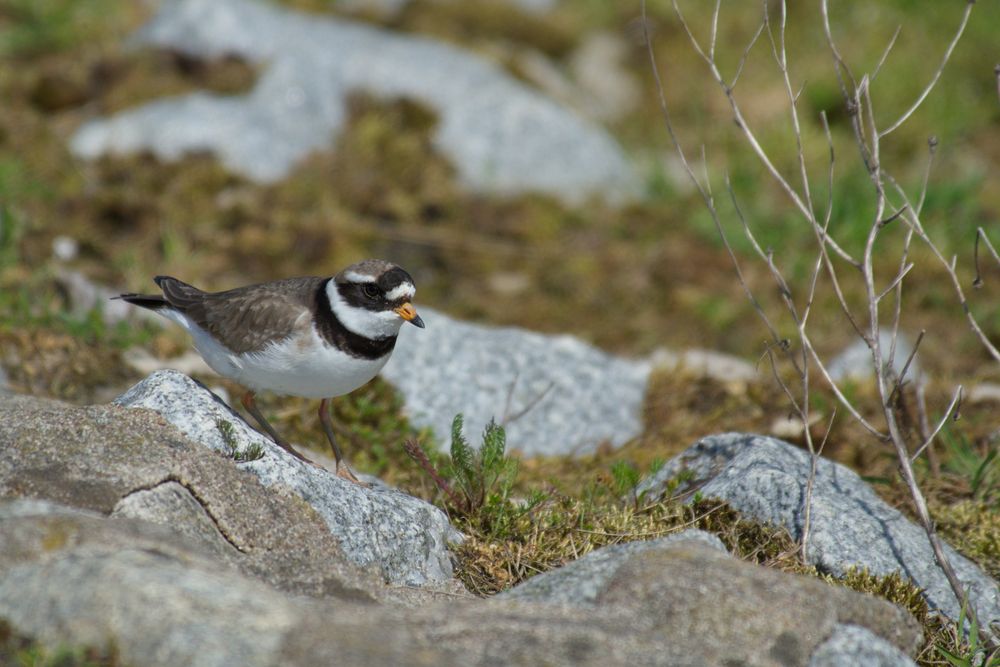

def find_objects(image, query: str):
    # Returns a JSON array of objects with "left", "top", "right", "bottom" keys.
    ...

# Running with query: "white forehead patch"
[
  {"left": 343, "top": 271, "right": 377, "bottom": 283},
  {"left": 385, "top": 283, "right": 415, "bottom": 301}
]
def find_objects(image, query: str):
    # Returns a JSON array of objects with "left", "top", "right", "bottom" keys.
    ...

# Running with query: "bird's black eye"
[{"left": 362, "top": 283, "right": 380, "bottom": 299}]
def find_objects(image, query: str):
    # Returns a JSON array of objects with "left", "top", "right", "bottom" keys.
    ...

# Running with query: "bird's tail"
[{"left": 113, "top": 292, "right": 170, "bottom": 311}]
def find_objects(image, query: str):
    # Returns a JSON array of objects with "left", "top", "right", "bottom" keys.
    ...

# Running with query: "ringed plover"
[{"left": 117, "top": 259, "right": 424, "bottom": 483}]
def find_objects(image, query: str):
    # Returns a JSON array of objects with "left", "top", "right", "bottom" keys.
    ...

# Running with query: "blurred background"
[{"left": 0, "top": 0, "right": 998, "bottom": 473}]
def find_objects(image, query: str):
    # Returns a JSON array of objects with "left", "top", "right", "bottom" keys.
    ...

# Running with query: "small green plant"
[
  {"left": 216, "top": 419, "right": 265, "bottom": 463},
  {"left": 404, "top": 414, "right": 518, "bottom": 521},
  {"left": 610, "top": 460, "right": 643, "bottom": 506},
  {"left": 936, "top": 593, "right": 1000, "bottom": 667},
  {"left": 940, "top": 429, "right": 999, "bottom": 502}
]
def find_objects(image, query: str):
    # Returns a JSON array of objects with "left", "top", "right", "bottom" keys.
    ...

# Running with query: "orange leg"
[{"left": 319, "top": 398, "right": 366, "bottom": 485}]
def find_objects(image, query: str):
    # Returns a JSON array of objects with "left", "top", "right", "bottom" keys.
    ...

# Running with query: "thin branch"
[
  {"left": 886, "top": 178, "right": 1000, "bottom": 362},
  {"left": 916, "top": 136, "right": 938, "bottom": 215},
  {"left": 911, "top": 386, "right": 963, "bottom": 462},
  {"left": 888, "top": 329, "right": 925, "bottom": 406},
  {"left": 768, "top": 0, "right": 818, "bottom": 235},
  {"left": 879, "top": 0, "right": 974, "bottom": 138},
  {"left": 503, "top": 382, "right": 555, "bottom": 426},
  {"left": 719, "top": 175, "right": 785, "bottom": 345},
  {"left": 877, "top": 261, "right": 914, "bottom": 302},
  {"left": 802, "top": 409, "right": 836, "bottom": 562},
  {"left": 974, "top": 227, "right": 1000, "bottom": 288},
  {"left": 708, "top": 0, "right": 721, "bottom": 61},
  {"left": 730, "top": 20, "right": 766, "bottom": 89},
  {"left": 801, "top": 333, "right": 886, "bottom": 439},
  {"left": 871, "top": 25, "right": 902, "bottom": 81},
  {"left": 403, "top": 439, "right": 467, "bottom": 513}
]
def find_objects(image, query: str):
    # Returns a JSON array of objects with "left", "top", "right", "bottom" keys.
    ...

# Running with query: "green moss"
[{"left": 934, "top": 501, "right": 1000, "bottom": 580}]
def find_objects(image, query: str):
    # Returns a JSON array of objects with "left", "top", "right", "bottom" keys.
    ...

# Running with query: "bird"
[{"left": 116, "top": 259, "right": 425, "bottom": 483}]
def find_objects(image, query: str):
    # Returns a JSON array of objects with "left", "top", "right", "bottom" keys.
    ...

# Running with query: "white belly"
[
  {"left": 162, "top": 310, "right": 390, "bottom": 398},
  {"left": 237, "top": 331, "right": 391, "bottom": 398}
]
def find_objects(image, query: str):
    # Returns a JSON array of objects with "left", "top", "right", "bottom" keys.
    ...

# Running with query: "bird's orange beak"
[{"left": 394, "top": 302, "right": 425, "bottom": 328}]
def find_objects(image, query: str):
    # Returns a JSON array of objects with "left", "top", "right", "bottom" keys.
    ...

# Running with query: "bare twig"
[
  {"left": 916, "top": 136, "right": 938, "bottom": 215},
  {"left": 802, "top": 409, "right": 836, "bottom": 562},
  {"left": 403, "top": 439, "right": 466, "bottom": 512},
  {"left": 877, "top": 262, "right": 914, "bottom": 303},
  {"left": 974, "top": 227, "right": 1000, "bottom": 288},
  {"left": 871, "top": 25, "right": 901, "bottom": 81},
  {"left": 503, "top": 381, "right": 555, "bottom": 426},
  {"left": 911, "top": 386, "right": 963, "bottom": 462},
  {"left": 886, "top": 181, "right": 1000, "bottom": 362},
  {"left": 888, "top": 329, "right": 925, "bottom": 406},
  {"left": 879, "top": 0, "right": 974, "bottom": 138}
]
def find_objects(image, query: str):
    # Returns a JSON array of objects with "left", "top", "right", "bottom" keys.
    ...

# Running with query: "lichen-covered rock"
[
  {"left": 382, "top": 307, "right": 651, "bottom": 456},
  {"left": 70, "top": 0, "right": 637, "bottom": 204},
  {"left": 114, "top": 370, "right": 461, "bottom": 585},
  {"left": 636, "top": 432, "right": 1000, "bottom": 627}
]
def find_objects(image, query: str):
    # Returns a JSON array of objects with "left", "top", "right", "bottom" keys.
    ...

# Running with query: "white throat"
[{"left": 326, "top": 280, "right": 405, "bottom": 339}]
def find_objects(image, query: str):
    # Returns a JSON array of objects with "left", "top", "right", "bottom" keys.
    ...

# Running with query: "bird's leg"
[
  {"left": 319, "top": 398, "right": 366, "bottom": 485},
  {"left": 241, "top": 390, "right": 313, "bottom": 464}
]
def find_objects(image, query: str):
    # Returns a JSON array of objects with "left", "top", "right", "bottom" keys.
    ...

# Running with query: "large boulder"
[
  {"left": 636, "top": 433, "right": 1000, "bottom": 627},
  {"left": 0, "top": 387, "right": 457, "bottom": 590},
  {"left": 112, "top": 370, "right": 460, "bottom": 585},
  {"left": 70, "top": 0, "right": 637, "bottom": 204},
  {"left": 382, "top": 307, "right": 651, "bottom": 456},
  {"left": 0, "top": 502, "right": 920, "bottom": 666}
]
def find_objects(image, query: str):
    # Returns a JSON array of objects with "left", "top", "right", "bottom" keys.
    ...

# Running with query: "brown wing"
[{"left": 156, "top": 276, "right": 324, "bottom": 354}]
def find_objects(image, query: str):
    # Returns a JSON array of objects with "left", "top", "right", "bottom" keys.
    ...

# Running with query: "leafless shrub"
[{"left": 641, "top": 0, "right": 995, "bottom": 640}]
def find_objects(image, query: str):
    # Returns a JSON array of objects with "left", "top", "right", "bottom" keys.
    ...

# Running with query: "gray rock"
[
  {"left": 70, "top": 0, "right": 637, "bottom": 204},
  {"left": 809, "top": 625, "right": 917, "bottom": 667},
  {"left": 381, "top": 307, "right": 651, "bottom": 456},
  {"left": 291, "top": 539, "right": 919, "bottom": 667},
  {"left": 499, "top": 529, "right": 727, "bottom": 605},
  {"left": 636, "top": 432, "right": 1000, "bottom": 627},
  {"left": 114, "top": 370, "right": 460, "bottom": 585},
  {"left": 0, "top": 500, "right": 301, "bottom": 667},
  {"left": 497, "top": 538, "right": 920, "bottom": 664},
  {"left": 111, "top": 480, "right": 239, "bottom": 557},
  {"left": 593, "top": 543, "right": 922, "bottom": 664},
  {"left": 0, "top": 392, "right": 407, "bottom": 599},
  {"left": 827, "top": 329, "right": 922, "bottom": 384},
  {"left": 1, "top": 499, "right": 920, "bottom": 667}
]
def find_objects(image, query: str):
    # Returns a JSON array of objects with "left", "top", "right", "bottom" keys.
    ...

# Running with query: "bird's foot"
[{"left": 336, "top": 462, "right": 370, "bottom": 487}]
